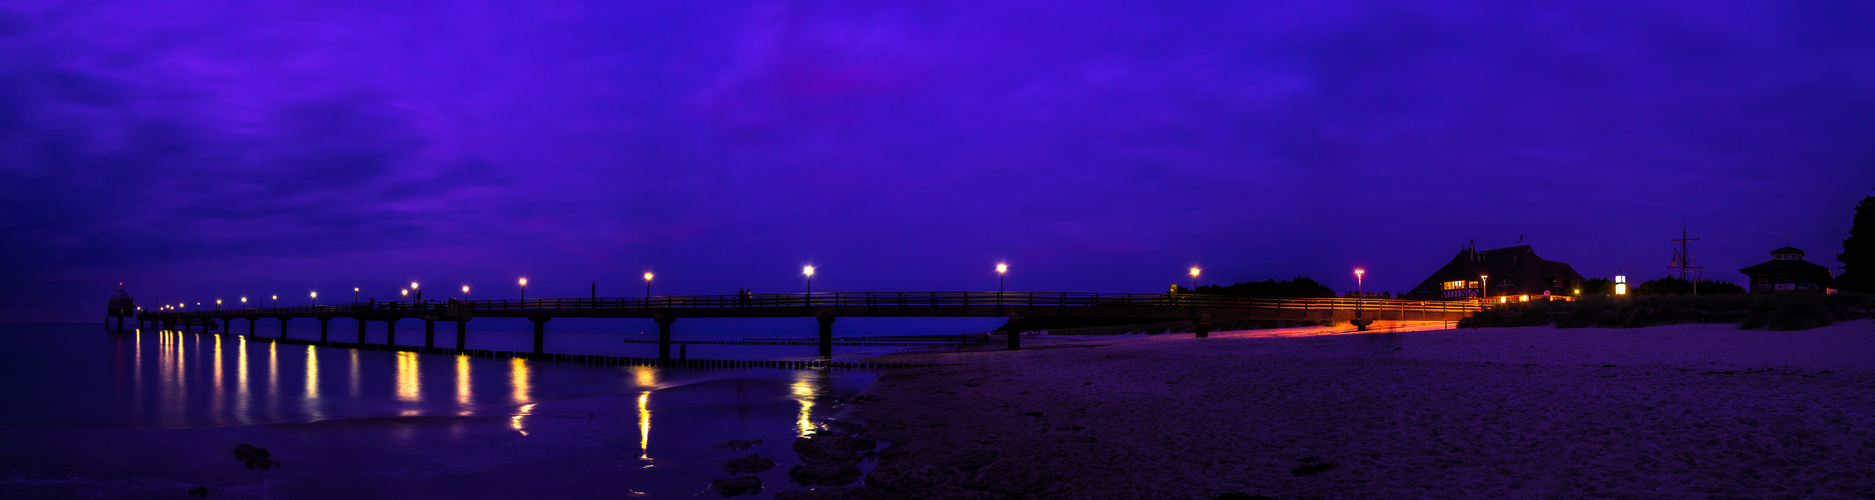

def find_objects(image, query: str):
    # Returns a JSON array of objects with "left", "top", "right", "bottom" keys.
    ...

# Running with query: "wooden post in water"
[
  {"left": 817, "top": 314, "right": 836, "bottom": 358},
  {"left": 246, "top": 318, "right": 257, "bottom": 337},
  {"left": 655, "top": 314, "right": 676, "bottom": 361},
  {"left": 278, "top": 317, "right": 290, "bottom": 339},
  {"left": 318, "top": 317, "right": 330, "bottom": 342},
  {"left": 530, "top": 316, "right": 551, "bottom": 354}
]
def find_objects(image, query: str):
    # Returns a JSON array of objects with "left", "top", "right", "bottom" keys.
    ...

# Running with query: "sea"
[{"left": 0, "top": 321, "right": 983, "bottom": 498}]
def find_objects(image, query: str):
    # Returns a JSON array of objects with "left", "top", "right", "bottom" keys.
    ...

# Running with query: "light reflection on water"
[
  {"left": 12, "top": 328, "right": 720, "bottom": 430},
  {"left": 5, "top": 324, "right": 885, "bottom": 499}
]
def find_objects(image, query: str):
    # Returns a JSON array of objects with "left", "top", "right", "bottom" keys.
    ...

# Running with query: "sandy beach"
[{"left": 813, "top": 320, "right": 1875, "bottom": 499}]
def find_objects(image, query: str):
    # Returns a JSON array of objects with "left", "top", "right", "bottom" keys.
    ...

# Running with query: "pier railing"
[{"left": 159, "top": 292, "right": 1482, "bottom": 317}]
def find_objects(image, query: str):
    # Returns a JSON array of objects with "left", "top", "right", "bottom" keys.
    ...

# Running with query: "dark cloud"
[{"left": 2, "top": 1, "right": 1873, "bottom": 321}]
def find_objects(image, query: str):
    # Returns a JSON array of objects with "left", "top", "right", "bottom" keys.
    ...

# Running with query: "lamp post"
[
  {"left": 310, "top": 291, "right": 317, "bottom": 307},
  {"left": 518, "top": 278, "right": 527, "bottom": 301},
  {"left": 353, "top": 287, "right": 359, "bottom": 304},
  {"left": 271, "top": 295, "right": 277, "bottom": 308},
  {"left": 216, "top": 299, "right": 221, "bottom": 311},
  {"left": 803, "top": 266, "right": 815, "bottom": 297},
  {"left": 1354, "top": 268, "right": 1365, "bottom": 317},
  {"left": 462, "top": 285, "right": 470, "bottom": 300},
  {"left": 1189, "top": 267, "right": 1201, "bottom": 292},
  {"left": 1480, "top": 275, "right": 1488, "bottom": 304},
  {"left": 240, "top": 297, "right": 246, "bottom": 310},
  {"left": 401, "top": 289, "right": 408, "bottom": 303},
  {"left": 996, "top": 263, "right": 1007, "bottom": 304},
  {"left": 410, "top": 282, "right": 419, "bottom": 302},
  {"left": 643, "top": 273, "right": 653, "bottom": 299}
]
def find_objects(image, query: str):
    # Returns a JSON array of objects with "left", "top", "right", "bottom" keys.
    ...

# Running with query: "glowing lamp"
[
  {"left": 1189, "top": 267, "right": 1201, "bottom": 277},
  {"left": 803, "top": 266, "right": 815, "bottom": 277},
  {"left": 644, "top": 273, "right": 653, "bottom": 281},
  {"left": 996, "top": 263, "right": 1007, "bottom": 274},
  {"left": 518, "top": 278, "right": 527, "bottom": 286},
  {"left": 410, "top": 282, "right": 419, "bottom": 290}
]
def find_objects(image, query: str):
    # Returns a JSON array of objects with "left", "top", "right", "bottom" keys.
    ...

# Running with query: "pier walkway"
[{"left": 135, "top": 291, "right": 1481, "bottom": 361}]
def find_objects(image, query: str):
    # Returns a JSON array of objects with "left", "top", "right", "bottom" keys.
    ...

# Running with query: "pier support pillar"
[
  {"left": 246, "top": 318, "right": 256, "bottom": 337},
  {"left": 356, "top": 319, "right": 366, "bottom": 343},
  {"left": 817, "top": 314, "right": 836, "bottom": 359},
  {"left": 223, "top": 318, "right": 232, "bottom": 335},
  {"left": 530, "top": 316, "right": 552, "bottom": 354},
  {"left": 455, "top": 320, "right": 468, "bottom": 349},
  {"left": 115, "top": 316, "right": 124, "bottom": 332},
  {"left": 386, "top": 320, "right": 397, "bottom": 346},
  {"left": 278, "top": 317, "right": 289, "bottom": 339},
  {"left": 424, "top": 320, "right": 436, "bottom": 348},
  {"left": 1006, "top": 313, "right": 1022, "bottom": 351},
  {"left": 655, "top": 315, "right": 676, "bottom": 361},
  {"left": 318, "top": 318, "right": 330, "bottom": 342}
]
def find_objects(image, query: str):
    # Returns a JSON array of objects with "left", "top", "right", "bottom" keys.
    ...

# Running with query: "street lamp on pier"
[
  {"left": 803, "top": 266, "right": 815, "bottom": 297},
  {"left": 401, "top": 289, "right": 409, "bottom": 303},
  {"left": 518, "top": 278, "right": 527, "bottom": 301},
  {"left": 1354, "top": 268, "right": 1365, "bottom": 317},
  {"left": 462, "top": 285, "right": 470, "bottom": 300},
  {"left": 216, "top": 299, "right": 221, "bottom": 311},
  {"left": 410, "top": 282, "right": 419, "bottom": 302},
  {"left": 353, "top": 287, "right": 359, "bottom": 303},
  {"left": 270, "top": 295, "right": 277, "bottom": 308},
  {"left": 996, "top": 263, "right": 1007, "bottom": 303},
  {"left": 644, "top": 272, "right": 653, "bottom": 299},
  {"left": 310, "top": 291, "right": 317, "bottom": 307}
]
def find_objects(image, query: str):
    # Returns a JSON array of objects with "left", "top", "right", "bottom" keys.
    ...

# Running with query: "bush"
[{"left": 1462, "top": 292, "right": 1871, "bottom": 331}]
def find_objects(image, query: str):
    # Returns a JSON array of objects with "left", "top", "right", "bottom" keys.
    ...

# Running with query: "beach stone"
[
  {"left": 789, "top": 461, "right": 864, "bottom": 487},
  {"left": 187, "top": 485, "right": 210, "bottom": 497},
  {"left": 773, "top": 487, "right": 895, "bottom": 500},
  {"left": 712, "top": 439, "right": 764, "bottom": 451},
  {"left": 971, "top": 457, "right": 1052, "bottom": 495},
  {"left": 718, "top": 453, "right": 778, "bottom": 474},
  {"left": 864, "top": 459, "right": 968, "bottom": 493},
  {"left": 710, "top": 475, "right": 763, "bottom": 496},
  {"left": 233, "top": 444, "right": 280, "bottom": 470},
  {"left": 793, "top": 434, "right": 876, "bottom": 463}
]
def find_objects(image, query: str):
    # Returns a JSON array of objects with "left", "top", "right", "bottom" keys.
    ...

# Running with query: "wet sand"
[{"left": 830, "top": 320, "right": 1875, "bottom": 498}]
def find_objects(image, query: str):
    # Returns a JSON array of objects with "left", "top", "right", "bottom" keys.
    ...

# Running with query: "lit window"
[{"left": 1442, "top": 280, "right": 1468, "bottom": 290}]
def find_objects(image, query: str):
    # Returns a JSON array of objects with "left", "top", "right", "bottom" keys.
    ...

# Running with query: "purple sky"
[{"left": 3, "top": 1, "right": 1874, "bottom": 323}]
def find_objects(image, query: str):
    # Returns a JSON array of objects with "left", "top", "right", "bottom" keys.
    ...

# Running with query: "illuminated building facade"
[
  {"left": 1739, "top": 246, "right": 1834, "bottom": 293},
  {"left": 1403, "top": 243, "right": 1587, "bottom": 302}
]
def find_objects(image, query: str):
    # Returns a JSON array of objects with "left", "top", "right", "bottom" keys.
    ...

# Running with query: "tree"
[
  {"left": 1580, "top": 278, "right": 1615, "bottom": 295},
  {"left": 1635, "top": 276, "right": 1746, "bottom": 295},
  {"left": 1181, "top": 277, "right": 1335, "bottom": 298},
  {"left": 1838, "top": 195, "right": 1875, "bottom": 293}
]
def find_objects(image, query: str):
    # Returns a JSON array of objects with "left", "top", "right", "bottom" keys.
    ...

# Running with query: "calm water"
[{"left": 0, "top": 323, "right": 893, "bottom": 498}]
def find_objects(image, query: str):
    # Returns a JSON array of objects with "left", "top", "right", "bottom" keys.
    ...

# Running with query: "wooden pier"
[{"left": 134, "top": 291, "right": 1481, "bottom": 362}]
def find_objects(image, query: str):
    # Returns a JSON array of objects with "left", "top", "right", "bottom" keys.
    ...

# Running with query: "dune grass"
[{"left": 1461, "top": 292, "right": 1875, "bottom": 331}]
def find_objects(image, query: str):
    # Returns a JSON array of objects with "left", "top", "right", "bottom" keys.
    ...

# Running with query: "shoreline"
[{"left": 809, "top": 320, "right": 1875, "bottom": 498}]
